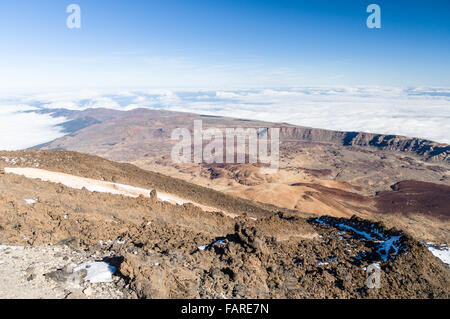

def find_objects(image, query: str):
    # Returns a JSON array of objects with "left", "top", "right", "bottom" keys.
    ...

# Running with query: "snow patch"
[
  {"left": 156, "top": 193, "right": 187, "bottom": 205},
  {"left": 314, "top": 218, "right": 405, "bottom": 261},
  {"left": 198, "top": 239, "right": 227, "bottom": 251},
  {"left": 0, "top": 245, "right": 25, "bottom": 251},
  {"left": 426, "top": 243, "right": 450, "bottom": 265},
  {"left": 74, "top": 261, "right": 116, "bottom": 283},
  {"left": 317, "top": 260, "right": 329, "bottom": 266},
  {"left": 4, "top": 168, "right": 223, "bottom": 214},
  {"left": 99, "top": 239, "right": 126, "bottom": 246}
]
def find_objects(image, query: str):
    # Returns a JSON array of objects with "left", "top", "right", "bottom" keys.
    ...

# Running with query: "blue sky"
[{"left": 0, "top": 0, "right": 449, "bottom": 89}]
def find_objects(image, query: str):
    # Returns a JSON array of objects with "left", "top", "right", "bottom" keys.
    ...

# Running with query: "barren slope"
[
  {"left": 32, "top": 108, "right": 450, "bottom": 242},
  {"left": 0, "top": 150, "right": 449, "bottom": 299}
]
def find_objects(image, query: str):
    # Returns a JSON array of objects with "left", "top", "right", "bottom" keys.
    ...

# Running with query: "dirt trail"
[{"left": 4, "top": 167, "right": 236, "bottom": 217}]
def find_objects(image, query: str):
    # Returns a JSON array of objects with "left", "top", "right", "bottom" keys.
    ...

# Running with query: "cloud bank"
[
  {"left": 0, "top": 87, "right": 449, "bottom": 150},
  {"left": 0, "top": 103, "right": 68, "bottom": 150}
]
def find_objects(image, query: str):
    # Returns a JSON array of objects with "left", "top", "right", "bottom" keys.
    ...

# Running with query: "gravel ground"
[{"left": 0, "top": 245, "right": 132, "bottom": 299}]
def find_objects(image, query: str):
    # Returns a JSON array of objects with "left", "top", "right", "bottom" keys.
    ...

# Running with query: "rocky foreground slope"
[{"left": 0, "top": 150, "right": 448, "bottom": 299}]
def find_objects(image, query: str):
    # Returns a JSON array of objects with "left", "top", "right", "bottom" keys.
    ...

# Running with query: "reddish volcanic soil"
[
  {"left": 290, "top": 183, "right": 370, "bottom": 204},
  {"left": 375, "top": 181, "right": 450, "bottom": 220}
]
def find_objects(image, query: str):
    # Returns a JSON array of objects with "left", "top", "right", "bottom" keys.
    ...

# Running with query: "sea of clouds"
[{"left": 0, "top": 87, "right": 449, "bottom": 150}]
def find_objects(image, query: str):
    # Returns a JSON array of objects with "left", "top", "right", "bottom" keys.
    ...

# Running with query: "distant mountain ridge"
[
  {"left": 279, "top": 127, "right": 449, "bottom": 163},
  {"left": 35, "top": 107, "right": 449, "bottom": 163}
]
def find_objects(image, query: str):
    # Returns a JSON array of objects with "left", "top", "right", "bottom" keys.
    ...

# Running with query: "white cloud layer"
[
  {"left": 0, "top": 104, "right": 67, "bottom": 151},
  {"left": 0, "top": 87, "right": 449, "bottom": 150}
]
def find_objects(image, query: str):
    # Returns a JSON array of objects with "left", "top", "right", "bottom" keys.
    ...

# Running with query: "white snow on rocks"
[
  {"left": 426, "top": 243, "right": 450, "bottom": 265},
  {"left": 0, "top": 245, "right": 24, "bottom": 251},
  {"left": 74, "top": 261, "right": 116, "bottom": 283},
  {"left": 156, "top": 193, "right": 187, "bottom": 205},
  {"left": 314, "top": 218, "right": 405, "bottom": 262},
  {"left": 1, "top": 156, "right": 40, "bottom": 167},
  {"left": 376, "top": 235, "right": 402, "bottom": 261},
  {"left": 99, "top": 239, "right": 126, "bottom": 247},
  {"left": 198, "top": 239, "right": 227, "bottom": 251}
]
